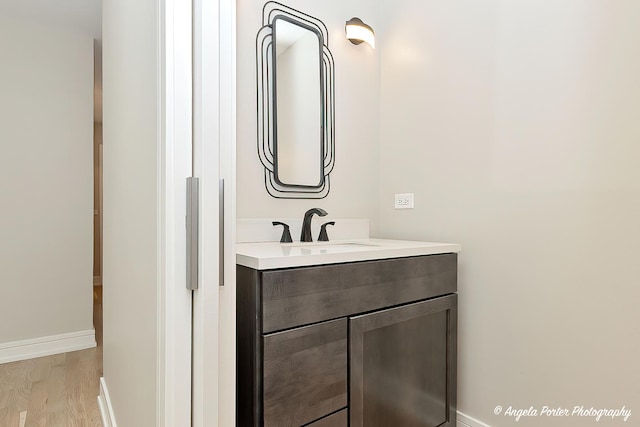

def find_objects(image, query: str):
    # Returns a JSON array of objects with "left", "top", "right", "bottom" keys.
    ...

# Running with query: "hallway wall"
[{"left": 0, "top": 14, "right": 94, "bottom": 346}]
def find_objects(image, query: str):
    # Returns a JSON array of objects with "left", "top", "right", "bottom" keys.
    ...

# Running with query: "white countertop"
[{"left": 236, "top": 238, "right": 462, "bottom": 270}]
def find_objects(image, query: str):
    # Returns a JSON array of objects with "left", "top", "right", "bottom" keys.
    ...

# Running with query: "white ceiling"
[{"left": 0, "top": 0, "right": 101, "bottom": 40}]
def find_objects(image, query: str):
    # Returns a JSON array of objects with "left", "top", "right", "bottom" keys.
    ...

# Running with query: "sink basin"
[
  {"left": 283, "top": 242, "right": 382, "bottom": 255},
  {"left": 287, "top": 242, "right": 380, "bottom": 250}
]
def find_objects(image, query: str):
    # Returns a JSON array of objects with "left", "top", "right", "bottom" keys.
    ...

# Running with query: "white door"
[
  {"left": 160, "top": 0, "right": 196, "bottom": 425},
  {"left": 162, "top": 0, "right": 235, "bottom": 425},
  {"left": 191, "top": 0, "right": 237, "bottom": 424}
]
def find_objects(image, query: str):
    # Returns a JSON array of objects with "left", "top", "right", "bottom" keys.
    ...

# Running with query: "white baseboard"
[
  {"left": 0, "top": 330, "right": 96, "bottom": 364},
  {"left": 458, "top": 411, "right": 492, "bottom": 427},
  {"left": 98, "top": 377, "right": 117, "bottom": 427}
]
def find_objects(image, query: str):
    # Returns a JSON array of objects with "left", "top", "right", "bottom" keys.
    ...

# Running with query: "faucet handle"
[
  {"left": 318, "top": 221, "right": 335, "bottom": 242},
  {"left": 272, "top": 221, "right": 293, "bottom": 243}
]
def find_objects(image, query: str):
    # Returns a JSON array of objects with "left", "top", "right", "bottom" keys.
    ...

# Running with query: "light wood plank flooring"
[{"left": 0, "top": 287, "right": 103, "bottom": 426}]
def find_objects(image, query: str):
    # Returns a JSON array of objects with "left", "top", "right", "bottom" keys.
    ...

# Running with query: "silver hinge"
[{"left": 186, "top": 177, "right": 199, "bottom": 290}]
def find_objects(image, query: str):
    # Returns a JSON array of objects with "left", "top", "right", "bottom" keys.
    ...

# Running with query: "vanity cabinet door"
[
  {"left": 306, "top": 410, "right": 348, "bottom": 427},
  {"left": 263, "top": 318, "right": 348, "bottom": 426},
  {"left": 350, "top": 294, "right": 457, "bottom": 427}
]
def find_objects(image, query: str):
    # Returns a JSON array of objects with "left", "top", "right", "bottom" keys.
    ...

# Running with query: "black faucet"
[
  {"left": 272, "top": 221, "right": 293, "bottom": 243},
  {"left": 318, "top": 221, "right": 335, "bottom": 242},
  {"left": 300, "top": 208, "right": 328, "bottom": 242}
]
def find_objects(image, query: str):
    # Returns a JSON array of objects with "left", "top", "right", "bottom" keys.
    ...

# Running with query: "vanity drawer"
[
  {"left": 262, "top": 318, "right": 348, "bottom": 426},
  {"left": 261, "top": 253, "right": 457, "bottom": 333}
]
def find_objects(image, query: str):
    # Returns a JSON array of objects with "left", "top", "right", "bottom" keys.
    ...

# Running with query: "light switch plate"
[{"left": 394, "top": 193, "right": 414, "bottom": 209}]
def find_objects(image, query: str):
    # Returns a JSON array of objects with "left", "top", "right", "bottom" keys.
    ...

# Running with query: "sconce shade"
[{"left": 345, "top": 17, "right": 375, "bottom": 49}]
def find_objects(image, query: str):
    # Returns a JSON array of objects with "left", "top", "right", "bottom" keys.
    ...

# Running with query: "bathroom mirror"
[
  {"left": 273, "top": 18, "right": 323, "bottom": 187},
  {"left": 257, "top": 2, "right": 335, "bottom": 199}
]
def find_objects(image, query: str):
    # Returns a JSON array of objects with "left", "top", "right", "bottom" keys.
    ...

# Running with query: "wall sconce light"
[{"left": 345, "top": 17, "right": 375, "bottom": 49}]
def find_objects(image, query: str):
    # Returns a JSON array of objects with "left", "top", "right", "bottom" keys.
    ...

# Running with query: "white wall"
[
  {"left": 0, "top": 14, "right": 94, "bottom": 344},
  {"left": 237, "top": 0, "right": 380, "bottom": 228},
  {"left": 377, "top": 1, "right": 640, "bottom": 426},
  {"left": 102, "top": 0, "right": 159, "bottom": 425}
]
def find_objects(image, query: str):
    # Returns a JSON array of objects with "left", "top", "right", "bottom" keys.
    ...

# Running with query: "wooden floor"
[{"left": 0, "top": 287, "right": 103, "bottom": 426}]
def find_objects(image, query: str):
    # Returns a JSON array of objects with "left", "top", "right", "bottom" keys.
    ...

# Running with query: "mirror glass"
[{"left": 273, "top": 18, "right": 323, "bottom": 187}]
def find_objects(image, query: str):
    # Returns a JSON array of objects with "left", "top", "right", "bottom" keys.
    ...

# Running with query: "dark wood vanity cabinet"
[
  {"left": 237, "top": 253, "right": 458, "bottom": 427},
  {"left": 350, "top": 295, "right": 457, "bottom": 427}
]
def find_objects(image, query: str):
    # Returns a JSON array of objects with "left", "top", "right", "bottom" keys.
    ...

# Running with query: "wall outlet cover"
[{"left": 394, "top": 193, "right": 415, "bottom": 209}]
